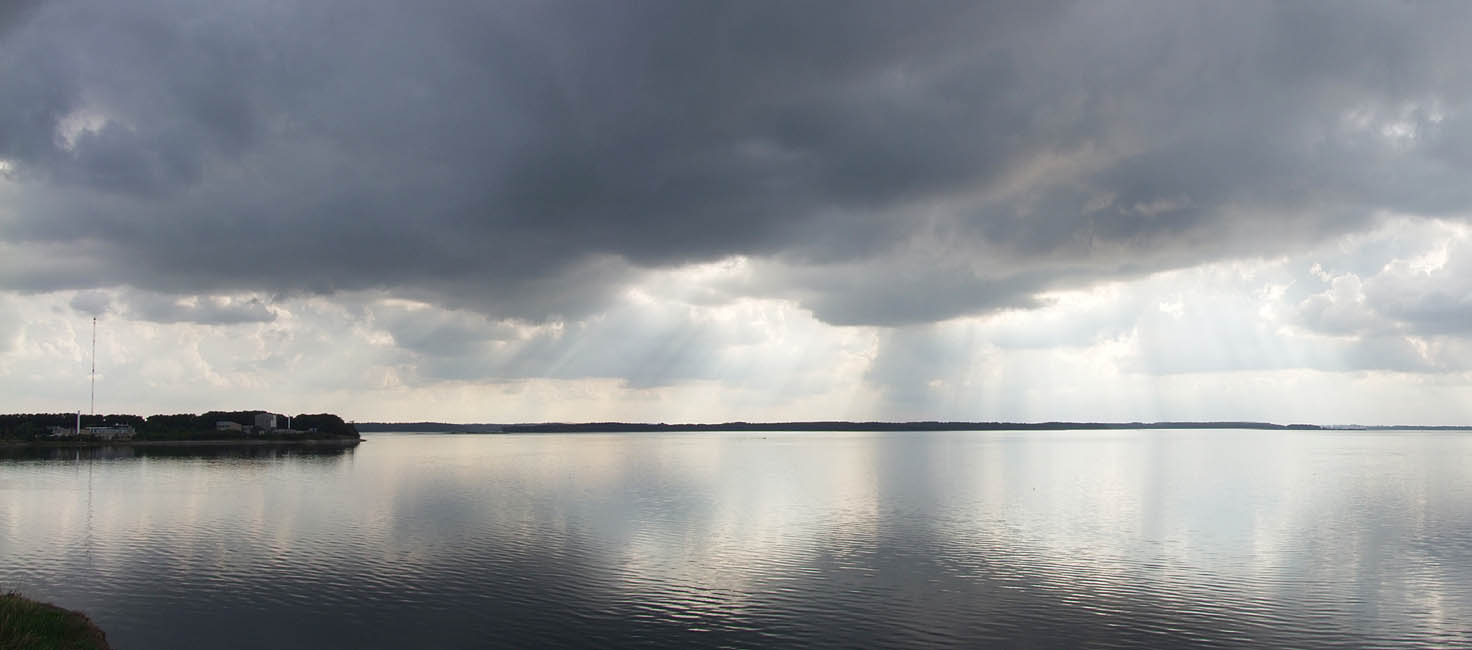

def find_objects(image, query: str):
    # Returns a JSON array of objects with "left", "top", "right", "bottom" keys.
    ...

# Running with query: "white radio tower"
[{"left": 90, "top": 317, "right": 96, "bottom": 416}]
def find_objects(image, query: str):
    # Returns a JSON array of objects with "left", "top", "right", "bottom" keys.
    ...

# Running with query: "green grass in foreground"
[{"left": 0, "top": 593, "right": 109, "bottom": 650}]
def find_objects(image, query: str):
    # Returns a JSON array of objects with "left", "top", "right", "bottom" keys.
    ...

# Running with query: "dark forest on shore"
[{"left": 0, "top": 412, "right": 360, "bottom": 441}]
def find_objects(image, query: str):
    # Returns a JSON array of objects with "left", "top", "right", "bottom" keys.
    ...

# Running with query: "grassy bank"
[{"left": 0, "top": 593, "right": 109, "bottom": 650}]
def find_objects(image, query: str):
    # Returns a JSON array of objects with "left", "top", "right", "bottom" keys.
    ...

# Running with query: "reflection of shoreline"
[
  {"left": 4, "top": 442, "right": 359, "bottom": 461},
  {"left": 1, "top": 438, "right": 361, "bottom": 449},
  {"left": 1, "top": 439, "right": 361, "bottom": 461}
]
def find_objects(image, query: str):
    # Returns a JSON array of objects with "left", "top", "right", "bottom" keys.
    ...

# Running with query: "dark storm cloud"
[
  {"left": 67, "top": 289, "right": 108, "bottom": 316},
  {"left": 68, "top": 288, "right": 275, "bottom": 324},
  {"left": 122, "top": 292, "right": 276, "bottom": 325},
  {"left": 0, "top": 1, "right": 42, "bottom": 41},
  {"left": 4, "top": 1, "right": 1472, "bottom": 325}
]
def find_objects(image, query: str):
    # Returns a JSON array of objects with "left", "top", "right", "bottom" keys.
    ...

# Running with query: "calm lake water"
[{"left": 2, "top": 430, "right": 1470, "bottom": 649}]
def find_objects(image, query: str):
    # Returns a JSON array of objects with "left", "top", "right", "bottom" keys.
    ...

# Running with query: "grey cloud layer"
[{"left": 3, "top": 1, "right": 1472, "bottom": 325}]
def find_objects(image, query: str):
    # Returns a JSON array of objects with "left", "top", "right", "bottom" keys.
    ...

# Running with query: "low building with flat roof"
[
  {"left": 254, "top": 413, "right": 277, "bottom": 431},
  {"left": 84, "top": 425, "right": 135, "bottom": 440}
]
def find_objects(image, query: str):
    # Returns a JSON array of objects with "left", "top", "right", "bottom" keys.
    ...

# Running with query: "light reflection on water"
[{"left": 2, "top": 430, "right": 1470, "bottom": 649}]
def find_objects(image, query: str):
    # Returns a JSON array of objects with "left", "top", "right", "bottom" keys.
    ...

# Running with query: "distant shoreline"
[
  {"left": 359, "top": 421, "right": 1472, "bottom": 434},
  {"left": 0, "top": 437, "right": 362, "bottom": 449}
]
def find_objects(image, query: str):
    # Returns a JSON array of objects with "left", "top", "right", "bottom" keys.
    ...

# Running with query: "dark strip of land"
[
  {"left": 499, "top": 421, "right": 1327, "bottom": 433},
  {"left": 0, "top": 593, "right": 110, "bottom": 650},
  {"left": 358, "top": 420, "right": 1472, "bottom": 434},
  {"left": 0, "top": 411, "right": 361, "bottom": 446},
  {"left": 0, "top": 438, "right": 362, "bottom": 449}
]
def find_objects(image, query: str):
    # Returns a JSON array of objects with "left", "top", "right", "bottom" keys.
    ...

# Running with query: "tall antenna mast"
[{"left": 90, "top": 317, "right": 96, "bottom": 416}]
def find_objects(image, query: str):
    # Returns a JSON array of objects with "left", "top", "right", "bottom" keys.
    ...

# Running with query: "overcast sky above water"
[{"left": 3, "top": 1, "right": 1472, "bottom": 424}]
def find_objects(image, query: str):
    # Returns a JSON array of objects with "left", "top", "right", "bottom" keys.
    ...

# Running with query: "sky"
[{"left": 2, "top": 1, "right": 1472, "bottom": 424}]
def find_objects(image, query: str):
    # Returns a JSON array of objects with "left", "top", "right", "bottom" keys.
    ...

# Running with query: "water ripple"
[{"left": 3, "top": 430, "right": 1471, "bottom": 648}]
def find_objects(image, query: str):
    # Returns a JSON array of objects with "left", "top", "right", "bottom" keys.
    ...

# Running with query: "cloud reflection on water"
[{"left": 2, "top": 431, "right": 1470, "bottom": 648}]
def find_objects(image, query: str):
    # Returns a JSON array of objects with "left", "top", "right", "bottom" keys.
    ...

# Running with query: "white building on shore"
[{"left": 83, "top": 425, "right": 135, "bottom": 440}]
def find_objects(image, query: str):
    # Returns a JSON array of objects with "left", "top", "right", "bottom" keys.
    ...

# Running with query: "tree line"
[{"left": 0, "top": 412, "right": 359, "bottom": 441}]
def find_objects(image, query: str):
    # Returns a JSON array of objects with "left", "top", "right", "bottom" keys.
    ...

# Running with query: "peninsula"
[{"left": 0, "top": 411, "right": 361, "bottom": 448}]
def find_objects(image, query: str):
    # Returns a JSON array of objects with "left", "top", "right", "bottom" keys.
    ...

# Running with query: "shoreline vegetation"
[
  {"left": 0, "top": 411, "right": 361, "bottom": 448},
  {"left": 0, "top": 593, "right": 110, "bottom": 650},
  {"left": 358, "top": 421, "right": 1472, "bottom": 434},
  {"left": 0, "top": 437, "right": 362, "bottom": 449}
]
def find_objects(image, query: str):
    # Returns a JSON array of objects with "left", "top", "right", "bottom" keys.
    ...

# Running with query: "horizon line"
[{"left": 353, "top": 420, "right": 1472, "bottom": 431}]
